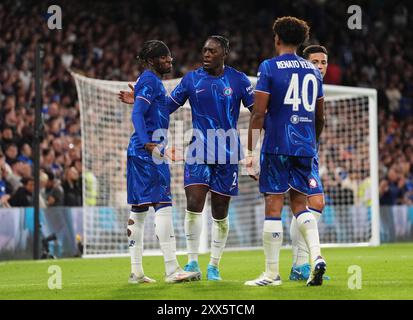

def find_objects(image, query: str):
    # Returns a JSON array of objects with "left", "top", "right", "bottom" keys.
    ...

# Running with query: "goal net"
[{"left": 72, "top": 72, "right": 379, "bottom": 258}]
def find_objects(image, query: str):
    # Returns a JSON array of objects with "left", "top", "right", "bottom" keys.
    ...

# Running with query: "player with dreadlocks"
[{"left": 167, "top": 35, "right": 254, "bottom": 281}]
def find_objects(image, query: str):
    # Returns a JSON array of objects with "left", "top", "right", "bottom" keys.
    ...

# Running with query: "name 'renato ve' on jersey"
[{"left": 256, "top": 53, "right": 324, "bottom": 157}]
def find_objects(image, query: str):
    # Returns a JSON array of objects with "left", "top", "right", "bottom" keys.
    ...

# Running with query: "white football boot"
[
  {"left": 128, "top": 273, "right": 156, "bottom": 284},
  {"left": 244, "top": 273, "right": 282, "bottom": 286},
  {"left": 165, "top": 267, "right": 201, "bottom": 283}
]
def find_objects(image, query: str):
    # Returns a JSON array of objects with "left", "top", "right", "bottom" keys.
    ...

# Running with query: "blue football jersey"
[
  {"left": 169, "top": 66, "right": 254, "bottom": 164},
  {"left": 256, "top": 53, "right": 324, "bottom": 157},
  {"left": 127, "top": 70, "right": 170, "bottom": 156}
]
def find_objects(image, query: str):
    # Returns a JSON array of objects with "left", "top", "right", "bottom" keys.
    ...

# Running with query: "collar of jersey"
[
  {"left": 200, "top": 65, "right": 227, "bottom": 78},
  {"left": 142, "top": 69, "right": 161, "bottom": 80},
  {"left": 277, "top": 53, "right": 299, "bottom": 59}
]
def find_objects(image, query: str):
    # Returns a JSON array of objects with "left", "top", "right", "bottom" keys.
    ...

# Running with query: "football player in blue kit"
[
  {"left": 289, "top": 45, "right": 330, "bottom": 281},
  {"left": 245, "top": 17, "right": 327, "bottom": 287},
  {"left": 121, "top": 40, "right": 200, "bottom": 284},
  {"left": 119, "top": 36, "right": 254, "bottom": 281},
  {"left": 168, "top": 36, "right": 255, "bottom": 281}
]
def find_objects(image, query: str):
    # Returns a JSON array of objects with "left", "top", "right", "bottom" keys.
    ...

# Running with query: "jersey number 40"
[{"left": 284, "top": 73, "right": 318, "bottom": 112}]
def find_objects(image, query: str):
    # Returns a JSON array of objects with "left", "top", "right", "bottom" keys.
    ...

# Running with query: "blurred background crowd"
[{"left": 0, "top": 0, "right": 412, "bottom": 207}]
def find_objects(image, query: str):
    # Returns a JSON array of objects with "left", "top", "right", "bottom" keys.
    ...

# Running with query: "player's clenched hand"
[
  {"left": 144, "top": 143, "right": 184, "bottom": 162},
  {"left": 144, "top": 143, "right": 163, "bottom": 160},
  {"left": 118, "top": 83, "right": 134, "bottom": 105},
  {"left": 164, "top": 147, "right": 184, "bottom": 162}
]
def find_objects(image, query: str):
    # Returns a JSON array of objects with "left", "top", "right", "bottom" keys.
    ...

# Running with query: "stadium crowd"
[{"left": 0, "top": 0, "right": 412, "bottom": 207}]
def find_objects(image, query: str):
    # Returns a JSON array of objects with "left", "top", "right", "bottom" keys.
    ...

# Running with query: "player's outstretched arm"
[
  {"left": 315, "top": 97, "right": 325, "bottom": 142},
  {"left": 118, "top": 83, "right": 135, "bottom": 105},
  {"left": 166, "top": 77, "right": 190, "bottom": 115},
  {"left": 166, "top": 96, "right": 182, "bottom": 115}
]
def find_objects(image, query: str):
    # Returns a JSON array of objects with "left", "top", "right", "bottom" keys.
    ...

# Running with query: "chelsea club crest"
[{"left": 223, "top": 87, "right": 233, "bottom": 96}]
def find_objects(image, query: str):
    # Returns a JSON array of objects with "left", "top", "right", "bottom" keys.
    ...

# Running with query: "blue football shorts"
[
  {"left": 259, "top": 153, "right": 323, "bottom": 196},
  {"left": 184, "top": 162, "right": 239, "bottom": 197}
]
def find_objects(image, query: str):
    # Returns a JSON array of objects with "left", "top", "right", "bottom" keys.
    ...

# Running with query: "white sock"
[
  {"left": 263, "top": 219, "right": 283, "bottom": 279},
  {"left": 296, "top": 211, "right": 322, "bottom": 264},
  {"left": 209, "top": 217, "right": 229, "bottom": 267},
  {"left": 292, "top": 207, "right": 322, "bottom": 266},
  {"left": 184, "top": 209, "right": 203, "bottom": 263},
  {"left": 290, "top": 216, "right": 309, "bottom": 266},
  {"left": 128, "top": 211, "right": 147, "bottom": 277},
  {"left": 308, "top": 207, "right": 322, "bottom": 222},
  {"left": 154, "top": 206, "right": 179, "bottom": 276}
]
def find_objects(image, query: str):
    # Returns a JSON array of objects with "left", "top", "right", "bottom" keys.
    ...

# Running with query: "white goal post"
[{"left": 71, "top": 71, "right": 379, "bottom": 258}]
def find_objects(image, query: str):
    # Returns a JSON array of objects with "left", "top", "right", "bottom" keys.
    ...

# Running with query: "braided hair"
[
  {"left": 207, "top": 35, "right": 230, "bottom": 55},
  {"left": 136, "top": 40, "right": 171, "bottom": 72}
]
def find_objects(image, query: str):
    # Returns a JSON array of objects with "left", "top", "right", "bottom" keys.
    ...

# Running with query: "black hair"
[
  {"left": 9, "top": 159, "right": 22, "bottom": 166},
  {"left": 302, "top": 45, "right": 328, "bottom": 59},
  {"left": 207, "top": 35, "right": 230, "bottom": 55},
  {"left": 137, "top": 40, "right": 170, "bottom": 60},
  {"left": 5, "top": 143, "right": 17, "bottom": 150},
  {"left": 136, "top": 40, "right": 171, "bottom": 71},
  {"left": 21, "top": 177, "right": 34, "bottom": 185},
  {"left": 2, "top": 126, "right": 13, "bottom": 132},
  {"left": 272, "top": 16, "right": 310, "bottom": 47},
  {"left": 42, "top": 148, "right": 53, "bottom": 157},
  {"left": 45, "top": 170, "right": 55, "bottom": 181}
]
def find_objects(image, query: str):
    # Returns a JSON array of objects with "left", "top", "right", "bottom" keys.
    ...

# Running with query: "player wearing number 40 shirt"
[
  {"left": 246, "top": 16, "right": 326, "bottom": 287},
  {"left": 288, "top": 45, "right": 331, "bottom": 282},
  {"left": 256, "top": 51, "right": 324, "bottom": 195}
]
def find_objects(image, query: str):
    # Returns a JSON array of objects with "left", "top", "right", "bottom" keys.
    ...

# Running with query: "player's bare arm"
[
  {"left": 248, "top": 92, "right": 270, "bottom": 151},
  {"left": 246, "top": 91, "right": 270, "bottom": 180}
]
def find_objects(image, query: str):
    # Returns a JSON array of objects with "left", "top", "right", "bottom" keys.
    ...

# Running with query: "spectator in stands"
[
  {"left": 380, "top": 166, "right": 402, "bottom": 205},
  {"left": 385, "top": 77, "right": 402, "bottom": 113},
  {"left": 41, "top": 148, "right": 61, "bottom": 176},
  {"left": 2, "top": 109, "right": 18, "bottom": 130},
  {"left": 0, "top": 158, "right": 12, "bottom": 208},
  {"left": 62, "top": 166, "right": 82, "bottom": 206},
  {"left": 9, "top": 177, "right": 34, "bottom": 207},
  {"left": 45, "top": 170, "right": 64, "bottom": 207},
  {"left": 5, "top": 159, "right": 24, "bottom": 193},
  {"left": 1, "top": 126, "right": 16, "bottom": 145},
  {"left": 17, "top": 143, "right": 33, "bottom": 166},
  {"left": 4, "top": 143, "right": 19, "bottom": 165}
]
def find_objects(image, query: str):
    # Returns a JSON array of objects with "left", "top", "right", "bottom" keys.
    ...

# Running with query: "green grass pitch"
[{"left": 1, "top": 243, "right": 412, "bottom": 300}]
